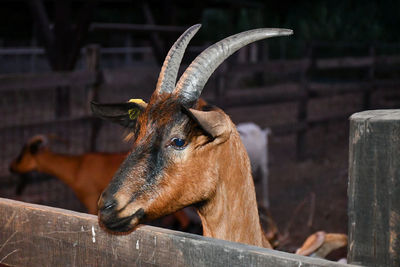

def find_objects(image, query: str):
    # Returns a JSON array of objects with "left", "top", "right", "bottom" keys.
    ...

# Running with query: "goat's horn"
[
  {"left": 174, "top": 28, "right": 293, "bottom": 104},
  {"left": 154, "top": 24, "right": 201, "bottom": 96}
]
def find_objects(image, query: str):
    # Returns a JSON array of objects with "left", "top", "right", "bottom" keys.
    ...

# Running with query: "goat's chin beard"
[{"left": 98, "top": 208, "right": 144, "bottom": 235}]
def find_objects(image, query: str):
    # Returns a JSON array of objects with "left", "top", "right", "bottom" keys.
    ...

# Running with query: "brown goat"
[
  {"left": 9, "top": 135, "right": 128, "bottom": 214},
  {"left": 91, "top": 25, "right": 349, "bottom": 260},
  {"left": 92, "top": 24, "right": 294, "bottom": 248}
]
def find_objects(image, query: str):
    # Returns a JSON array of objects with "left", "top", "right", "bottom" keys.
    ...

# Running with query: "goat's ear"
[
  {"left": 29, "top": 139, "right": 44, "bottom": 154},
  {"left": 91, "top": 100, "right": 147, "bottom": 128},
  {"left": 183, "top": 107, "right": 231, "bottom": 141}
]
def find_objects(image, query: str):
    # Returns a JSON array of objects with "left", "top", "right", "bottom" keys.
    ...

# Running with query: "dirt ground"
[{"left": 266, "top": 122, "right": 349, "bottom": 259}]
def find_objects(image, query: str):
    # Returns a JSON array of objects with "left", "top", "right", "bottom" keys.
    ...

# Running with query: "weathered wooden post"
[{"left": 348, "top": 110, "right": 400, "bottom": 266}]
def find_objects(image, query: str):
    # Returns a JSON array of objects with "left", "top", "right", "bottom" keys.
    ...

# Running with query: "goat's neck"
[
  {"left": 196, "top": 131, "right": 271, "bottom": 248},
  {"left": 35, "top": 149, "right": 82, "bottom": 189}
]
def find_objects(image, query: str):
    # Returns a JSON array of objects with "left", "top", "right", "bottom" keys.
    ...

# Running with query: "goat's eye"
[{"left": 170, "top": 138, "right": 187, "bottom": 150}]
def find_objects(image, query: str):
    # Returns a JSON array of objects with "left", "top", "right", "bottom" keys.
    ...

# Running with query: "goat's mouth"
[{"left": 99, "top": 208, "right": 145, "bottom": 233}]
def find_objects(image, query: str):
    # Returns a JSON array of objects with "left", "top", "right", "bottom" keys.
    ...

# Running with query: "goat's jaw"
[{"left": 99, "top": 207, "right": 144, "bottom": 233}]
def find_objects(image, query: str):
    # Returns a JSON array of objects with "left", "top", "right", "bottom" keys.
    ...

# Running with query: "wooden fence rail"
[
  {"left": 90, "top": 23, "right": 189, "bottom": 33},
  {"left": 0, "top": 71, "right": 96, "bottom": 92},
  {"left": 0, "top": 198, "right": 352, "bottom": 267},
  {"left": 218, "top": 48, "right": 400, "bottom": 159},
  {"left": 229, "top": 55, "right": 400, "bottom": 75}
]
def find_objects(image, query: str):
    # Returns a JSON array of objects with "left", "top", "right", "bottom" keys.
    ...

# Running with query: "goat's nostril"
[
  {"left": 101, "top": 198, "right": 117, "bottom": 211},
  {"left": 105, "top": 202, "right": 116, "bottom": 210}
]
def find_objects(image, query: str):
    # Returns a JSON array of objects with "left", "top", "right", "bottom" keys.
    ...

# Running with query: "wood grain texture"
[
  {"left": 348, "top": 110, "right": 400, "bottom": 266},
  {"left": 0, "top": 198, "right": 352, "bottom": 267},
  {"left": 0, "top": 71, "right": 96, "bottom": 92}
]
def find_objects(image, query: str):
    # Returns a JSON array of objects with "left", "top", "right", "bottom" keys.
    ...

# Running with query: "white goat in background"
[{"left": 237, "top": 122, "right": 271, "bottom": 209}]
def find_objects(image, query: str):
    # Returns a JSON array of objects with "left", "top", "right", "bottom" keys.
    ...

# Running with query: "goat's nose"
[
  {"left": 98, "top": 191, "right": 117, "bottom": 212},
  {"left": 103, "top": 199, "right": 116, "bottom": 211}
]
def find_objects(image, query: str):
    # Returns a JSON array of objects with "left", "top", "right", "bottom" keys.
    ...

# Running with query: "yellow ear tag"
[
  {"left": 127, "top": 99, "right": 145, "bottom": 120},
  {"left": 128, "top": 99, "right": 146, "bottom": 105}
]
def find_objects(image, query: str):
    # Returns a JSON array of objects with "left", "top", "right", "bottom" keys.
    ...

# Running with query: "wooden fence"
[
  {"left": 0, "top": 197, "right": 351, "bottom": 267},
  {"left": 0, "top": 45, "right": 400, "bottom": 164},
  {"left": 210, "top": 43, "right": 400, "bottom": 159}
]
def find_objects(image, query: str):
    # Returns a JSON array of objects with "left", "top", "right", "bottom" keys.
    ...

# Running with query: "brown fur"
[
  {"left": 99, "top": 97, "right": 272, "bottom": 248},
  {"left": 296, "top": 231, "right": 348, "bottom": 258},
  {"left": 173, "top": 117, "right": 272, "bottom": 247},
  {"left": 10, "top": 139, "right": 127, "bottom": 214}
]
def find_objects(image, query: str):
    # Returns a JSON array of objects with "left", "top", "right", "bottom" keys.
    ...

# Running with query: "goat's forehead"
[
  {"left": 144, "top": 98, "right": 184, "bottom": 127},
  {"left": 134, "top": 99, "right": 188, "bottom": 142}
]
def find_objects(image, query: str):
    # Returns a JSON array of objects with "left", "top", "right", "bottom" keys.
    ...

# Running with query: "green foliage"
[
  {"left": 198, "top": 0, "right": 400, "bottom": 58},
  {"left": 1, "top": 0, "right": 399, "bottom": 51},
  {"left": 285, "top": 1, "right": 381, "bottom": 42},
  {"left": 237, "top": 9, "right": 263, "bottom": 31},
  {"left": 200, "top": 0, "right": 399, "bottom": 43},
  {"left": 201, "top": 9, "right": 234, "bottom": 40},
  {"left": 268, "top": 0, "right": 399, "bottom": 43}
]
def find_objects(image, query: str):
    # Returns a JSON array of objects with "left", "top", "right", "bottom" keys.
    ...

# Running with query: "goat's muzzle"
[{"left": 98, "top": 191, "right": 144, "bottom": 233}]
